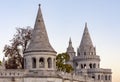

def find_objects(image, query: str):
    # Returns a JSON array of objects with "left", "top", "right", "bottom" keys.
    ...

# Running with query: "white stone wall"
[
  {"left": 24, "top": 77, "right": 62, "bottom": 82},
  {"left": 0, "top": 77, "right": 23, "bottom": 82}
]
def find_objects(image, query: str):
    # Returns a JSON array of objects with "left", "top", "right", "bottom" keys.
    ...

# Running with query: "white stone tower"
[
  {"left": 73, "top": 23, "right": 112, "bottom": 82},
  {"left": 76, "top": 22, "right": 100, "bottom": 70},
  {"left": 24, "top": 5, "right": 57, "bottom": 72}
]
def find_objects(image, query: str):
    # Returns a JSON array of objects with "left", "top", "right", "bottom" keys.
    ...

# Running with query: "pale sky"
[{"left": 0, "top": 0, "right": 120, "bottom": 82}]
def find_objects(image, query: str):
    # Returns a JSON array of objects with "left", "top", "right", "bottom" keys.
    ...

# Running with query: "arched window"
[
  {"left": 81, "top": 64, "right": 83, "bottom": 69},
  {"left": 84, "top": 64, "right": 86, "bottom": 69},
  {"left": 75, "top": 62, "right": 78, "bottom": 67},
  {"left": 92, "top": 75, "right": 95, "bottom": 79},
  {"left": 89, "top": 63, "right": 92, "bottom": 68},
  {"left": 84, "top": 52, "right": 86, "bottom": 55},
  {"left": 47, "top": 57, "right": 52, "bottom": 68},
  {"left": 39, "top": 57, "right": 44, "bottom": 68},
  {"left": 105, "top": 75, "right": 107, "bottom": 80},
  {"left": 32, "top": 57, "right": 36, "bottom": 68},
  {"left": 98, "top": 75, "right": 100, "bottom": 80},
  {"left": 109, "top": 75, "right": 111, "bottom": 80},
  {"left": 93, "top": 63, "right": 96, "bottom": 68}
]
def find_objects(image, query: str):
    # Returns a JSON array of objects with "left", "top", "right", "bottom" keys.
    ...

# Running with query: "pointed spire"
[
  {"left": 25, "top": 5, "right": 56, "bottom": 53},
  {"left": 67, "top": 37, "right": 75, "bottom": 53},
  {"left": 77, "top": 22, "right": 97, "bottom": 56},
  {"left": 85, "top": 22, "right": 87, "bottom": 28},
  {"left": 69, "top": 37, "right": 72, "bottom": 47},
  {"left": 80, "top": 22, "right": 93, "bottom": 48}
]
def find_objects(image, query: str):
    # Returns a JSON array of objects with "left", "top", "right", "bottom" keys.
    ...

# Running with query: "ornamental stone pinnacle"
[
  {"left": 25, "top": 5, "right": 56, "bottom": 53},
  {"left": 67, "top": 37, "right": 75, "bottom": 53}
]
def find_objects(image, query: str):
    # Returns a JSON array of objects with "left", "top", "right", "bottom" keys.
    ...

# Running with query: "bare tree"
[{"left": 3, "top": 26, "right": 32, "bottom": 69}]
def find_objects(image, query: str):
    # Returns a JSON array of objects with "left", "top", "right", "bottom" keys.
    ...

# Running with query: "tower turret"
[
  {"left": 74, "top": 23, "right": 100, "bottom": 71},
  {"left": 66, "top": 38, "right": 75, "bottom": 66},
  {"left": 24, "top": 5, "right": 56, "bottom": 71},
  {"left": 67, "top": 38, "right": 75, "bottom": 52}
]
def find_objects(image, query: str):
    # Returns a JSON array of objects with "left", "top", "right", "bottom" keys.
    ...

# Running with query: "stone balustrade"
[
  {"left": 74, "top": 55, "right": 100, "bottom": 61},
  {"left": 87, "top": 68, "right": 112, "bottom": 73},
  {"left": 57, "top": 71, "right": 94, "bottom": 82},
  {"left": 0, "top": 69, "right": 25, "bottom": 77}
]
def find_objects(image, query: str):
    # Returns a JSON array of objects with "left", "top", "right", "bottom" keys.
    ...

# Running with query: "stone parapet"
[
  {"left": 87, "top": 68, "right": 112, "bottom": 74},
  {"left": 57, "top": 71, "right": 94, "bottom": 82},
  {"left": 0, "top": 69, "right": 26, "bottom": 77},
  {"left": 74, "top": 55, "right": 100, "bottom": 61},
  {"left": 24, "top": 70, "right": 57, "bottom": 77}
]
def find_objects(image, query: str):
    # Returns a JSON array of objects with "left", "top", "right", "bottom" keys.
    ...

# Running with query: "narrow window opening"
[
  {"left": 89, "top": 63, "right": 92, "bottom": 68},
  {"left": 39, "top": 58, "right": 44, "bottom": 68},
  {"left": 81, "top": 64, "right": 83, "bottom": 69},
  {"left": 47, "top": 57, "right": 52, "bottom": 68},
  {"left": 105, "top": 75, "right": 107, "bottom": 80},
  {"left": 84, "top": 52, "right": 86, "bottom": 55},
  {"left": 98, "top": 75, "right": 100, "bottom": 80},
  {"left": 32, "top": 58, "right": 36, "bottom": 68},
  {"left": 84, "top": 64, "right": 86, "bottom": 69},
  {"left": 109, "top": 75, "right": 111, "bottom": 80},
  {"left": 93, "top": 63, "right": 96, "bottom": 68},
  {"left": 92, "top": 76, "right": 95, "bottom": 79}
]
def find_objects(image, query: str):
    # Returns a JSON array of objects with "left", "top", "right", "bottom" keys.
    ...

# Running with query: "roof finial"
[
  {"left": 38, "top": 4, "right": 41, "bottom": 7},
  {"left": 69, "top": 37, "right": 72, "bottom": 43},
  {"left": 85, "top": 22, "right": 87, "bottom": 28},
  {"left": 69, "top": 37, "right": 71, "bottom": 42}
]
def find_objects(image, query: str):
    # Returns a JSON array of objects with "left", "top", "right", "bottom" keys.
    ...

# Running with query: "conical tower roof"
[
  {"left": 25, "top": 5, "right": 56, "bottom": 53},
  {"left": 77, "top": 23, "right": 96, "bottom": 56},
  {"left": 79, "top": 22, "right": 93, "bottom": 48}
]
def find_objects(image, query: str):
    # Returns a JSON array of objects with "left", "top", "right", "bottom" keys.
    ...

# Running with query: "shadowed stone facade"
[{"left": 0, "top": 5, "right": 112, "bottom": 82}]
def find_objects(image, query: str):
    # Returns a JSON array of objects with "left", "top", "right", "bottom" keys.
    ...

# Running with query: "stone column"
[
  {"left": 28, "top": 57, "right": 31, "bottom": 69},
  {"left": 53, "top": 58, "right": 56, "bottom": 69},
  {"left": 36, "top": 57, "right": 39, "bottom": 69},
  {"left": 86, "top": 63, "right": 89, "bottom": 68},
  {"left": 51, "top": 58, "right": 53, "bottom": 69},
  {"left": 45, "top": 57, "right": 48, "bottom": 69}
]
